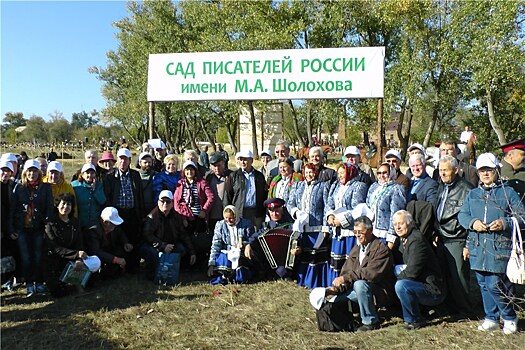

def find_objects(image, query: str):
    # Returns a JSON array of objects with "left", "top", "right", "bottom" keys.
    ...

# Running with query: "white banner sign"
[{"left": 147, "top": 47, "right": 384, "bottom": 102}]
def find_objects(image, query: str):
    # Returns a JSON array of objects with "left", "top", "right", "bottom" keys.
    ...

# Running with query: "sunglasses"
[{"left": 377, "top": 171, "right": 389, "bottom": 175}]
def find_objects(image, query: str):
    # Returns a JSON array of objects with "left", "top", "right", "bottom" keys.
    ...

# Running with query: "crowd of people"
[{"left": 1, "top": 136, "right": 524, "bottom": 334}]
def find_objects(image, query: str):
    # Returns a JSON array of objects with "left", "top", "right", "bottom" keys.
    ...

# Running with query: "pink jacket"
[{"left": 174, "top": 178, "right": 215, "bottom": 221}]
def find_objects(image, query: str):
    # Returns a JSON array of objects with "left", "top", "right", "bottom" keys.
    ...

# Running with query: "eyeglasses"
[
  {"left": 478, "top": 169, "right": 495, "bottom": 174},
  {"left": 377, "top": 171, "right": 389, "bottom": 175},
  {"left": 275, "top": 150, "right": 287, "bottom": 154}
]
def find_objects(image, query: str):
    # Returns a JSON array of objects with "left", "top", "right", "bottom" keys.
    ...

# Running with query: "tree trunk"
[
  {"left": 199, "top": 118, "right": 216, "bottom": 150},
  {"left": 306, "top": 103, "right": 313, "bottom": 147},
  {"left": 377, "top": 98, "right": 386, "bottom": 149},
  {"left": 182, "top": 115, "right": 198, "bottom": 151},
  {"left": 423, "top": 104, "right": 439, "bottom": 148},
  {"left": 288, "top": 100, "right": 306, "bottom": 147},
  {"left": 148, "top": 102, "right": 155, "bottom": 140},
  {"left": 486, "top": 88, "right": 506, "bottom": 145},
  {"left": 226, "top": 117, "right": 238, "bottom": 155},
  {"left": 247, "top": 101, "right": 259, "bottom": 159}
]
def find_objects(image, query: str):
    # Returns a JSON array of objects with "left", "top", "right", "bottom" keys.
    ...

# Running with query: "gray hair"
[
  {"left": 309, "top": 146, "right": 324, "bottom": 157},
  {"left": 408, "top": 153, "right": 425, "bottom": 166},
  {"left": 184, "top": 150, "right": 199, "bottom": 162},
  {"left": 438, "top": 155, "right": 458, "bottom": 169},
  {"left": 392, "top": 210, "right": 414, "bottom": 227},
  {"left": 275, "top": 140, "right": 290, "bottom": 150},
  {"left": 354, "top": 216, "right": 373, "bottom": 230},
  {"left": 85, "top": 150, "right": 98, "bottom": 159}
]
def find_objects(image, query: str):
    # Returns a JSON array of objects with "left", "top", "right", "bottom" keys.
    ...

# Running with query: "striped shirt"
[{"left": 183, "top": 181, "right": 201, "bottom": 216}]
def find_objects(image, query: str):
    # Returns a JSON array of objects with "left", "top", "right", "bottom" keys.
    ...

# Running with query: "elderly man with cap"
[
  {"left": 431, "top": 139, "right": 478, "bottom": 187},
  {"left": 86, "top": 207, "right": 133, "bottom": 279},
  {"left": 223, "top": 149, "right": 268, "bottom": 230},
  {"left": 71, "top": 150, "right": 106, "bottom": 183},
  {"left": 343, "top": 146, "right": 375, "bottom": 187},
  {"left": 384, "top": 149, "right": 410, "bottom": 193},
  {"left": 103, "top": 148, "right": 144, "bottom": 271},
  {"left": 499, "top": 137, "right": 525, "bottom": 202},
  {"left": 149, "top": 138, "right": 167, "bottom": 172},
  {"left": 407, "top": 153, "right": 438, "bottom": 204},
  {"left": 245, "top": 197, "right": 296, "bottom": 280},
  {"left": 205, "top": 152, "right": 232, "bottom": 232},
  {"left": 136, "top": 151, "right": 158, "bottom": 214},
  {"left": 258, "top": 149, "right": 272, "bottom": 180},
  {"left": 266, "top": 140, "right": 303, "bottom": 182},
  {"left": 326, "top": 215, "right": 396, "bottom": 332},
  {"left": 141, "top": 190, "right": 196, "bottom": 281}
]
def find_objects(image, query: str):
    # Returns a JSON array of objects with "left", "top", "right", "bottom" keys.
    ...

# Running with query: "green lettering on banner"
[
  {"left": 203, "top": 62, "right": 212, "bottom": 74},
  {"left": 235, "top": 79, "right": 248, "bottom": 92},
  {"left": 344, "top": 80, "right": 352, "bottom": 90},
  {"left": 282, "top": 56, "right": 292, "bottom": 73},
  {"left": 213, "top": 62, "right": 224, "bottom": 74},
  {"left": 296, "top": 82, "right": 306, "bottom": 91},
  {"left": 252, "top": 79, "right": 265, "bottom": 92},
  {"left": 336, "top": 81, "right": 343, "bottom": 91},
  {"left": 316, "top": 81, "right": 325, "bottom": 91},
  {"left": 332, "top": 58, "right": 341, "bottom": 72},
  {"left": 288, "top": 81, "right": 297, "bottom": 92},
  {"left": 355, "top": 58, "right": 365, "bottom": 71},
  {"left": 181, "top": 83, "right": 201, "bottom": 94},
  {"left": 166, "top": 62, "right": 194, "bottom": 78},
  {"left": 252, "top": 60, "right": 260, "bottom": 74},
  {"left": 306, "top": 81, "right": 316, "bottom": 92},
  {"left": 201, "top": 83, "right": 209, "bottom": 93},
  {"left": 300, "top": 59, "right": 310, "bottom": 73},
  {"left": 342, "top": 58, "right": 352, "bottom": 71},
  {"left": 260, "top": 60, "right": 271, "bottom": 74},
  {"left": 224, "top": 61, "right": 234, "bottom": 74},
  {"left": 166, "top": 62, "right": 175, "bottom": 75},
  {"left": 325, "top": 81, "right": 334, "bottom": 91},
  {"left": 218, "top": 83, "right": 227, "bottom": 93},
  {"left": 233, "top": 61, "right": 244, "bottom": 74},
  {"left": 310, "top": 59, "right": 322, "bottom": 72},
  {"left": 273, "top": 78, "right": 286, "bottom": 92},
  {"left": 322, "top": 58, "right": 332, "bottom": 72}
]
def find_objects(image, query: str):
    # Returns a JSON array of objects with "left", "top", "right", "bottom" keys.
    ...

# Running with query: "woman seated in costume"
[{"left": 207, "top": 206, "right": 255, "bottom": 285}]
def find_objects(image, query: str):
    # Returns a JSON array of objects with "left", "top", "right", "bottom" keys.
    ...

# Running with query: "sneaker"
[
  {"left": 35, "top": 283, "right": 47, "bottom": 295},
  {"left": 2, "top": 280, "right": 13, "bottom": 292},
  {"left": 357, "top": 323, "right": 380, "bottom": 332},
  {"left": 404, "top": 321, "right": 426, "bottom": 331},
  {"left": 503, "top": 318, "right": 518, "bottom": 335},
  {"left": 26, "top": 284, "right": 35, "bottom": 298},
  {"left": 478, "top": 319, "right": 500, "bottom": 332}
]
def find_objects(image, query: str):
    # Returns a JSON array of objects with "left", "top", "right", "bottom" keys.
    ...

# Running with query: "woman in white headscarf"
[{"left": 207, "top": 205, "right": 256, "bottom": 284}]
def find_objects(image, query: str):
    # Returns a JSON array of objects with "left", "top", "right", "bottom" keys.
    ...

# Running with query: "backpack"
[
  {"left": 154, "top": 252, "right": 181, "bottom": 286},
  {"left": 316, "top": 299, "right": 355, "bottom": 332}
]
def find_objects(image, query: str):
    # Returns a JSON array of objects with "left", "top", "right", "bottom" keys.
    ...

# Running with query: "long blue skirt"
[
  {"left": 328, "top": 235, "right": 357, "bottom": 283},
  {"left": 209, "top": 252, "right": 251, "bottom": 285},
  {"left": 296, "top": 232, "right": 331, "bottom": 289}
]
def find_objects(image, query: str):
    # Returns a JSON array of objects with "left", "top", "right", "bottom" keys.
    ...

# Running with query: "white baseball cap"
[
  {"left": 235, "top": 149, "right": 254, "bottom": 159},
  {"left": 0, "top": 161, "right": 14, "bottom": 172},
  {"left": 309, "top": 287, "right": 326, "bottom": 310},
  {"left": 182, "top": 160, "right": 197, "bottom": 171},
  {"left": 158, "top": 190, "right": 174, "bottom": 200},
  {"left": 476, "top": 153, "right": 500, "bottom": 169},
  {"left": 117, "top": 148, "right": 132, "bottom": 158},
  {"left": 385, "top": 149, "right": 402, "bottom": 160},
  {"left": 260, "top": 149, "right": 272, "bottom": 157},
  {"left": 81, "top": 163, "right": 96, "bottom": 173},
  {"left": 47, "top": 161, "right": 63, "bottom": 173},
  {"left": 408, "top": 143, "right": 425, "bottom": 153},
  {"left": 344, "top": 146, "right": 360, "bottom": 156},
  {"left": 23, "top": 159, "right": 41, "bottom": 171},
  {"left": 138, "top": 152, "right": 153, "bottom": 161},
  {"left": 100, "top": 207, "right": 124, "bottom": 225},
  {"left": 1, "top": 153, "right": 18, "bottom": 163}
]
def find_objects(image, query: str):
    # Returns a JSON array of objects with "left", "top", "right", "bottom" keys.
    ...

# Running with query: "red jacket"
[{"left": 174, "top": 178, "right": 215, "bottom": 221}]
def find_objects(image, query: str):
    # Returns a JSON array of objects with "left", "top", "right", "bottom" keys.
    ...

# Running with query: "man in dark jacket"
[
  {"left": 326, "top": 216, "right": 396, "bottom": 332},
  {"left": 393, "top": 210, "right": 446, "bottom": 330},
  {"left": 86, "top": 207, "right": 132, "bottom": 278},
  {"left": 431, "top": 140, "right": 478, "bottom": 187},
  {"left": 407, "top": 153, "right": 438, "bottom": 204},
  {"left": 223, "top": 150, "right": 267, "bottom": 229},
  {"left": 499, "top": 137, "right": 525, "bottom": 203},
  {"left": 103, "top": 148, "right": 144, "bottom": 271},
  {"left": 1, "top": 161, "right": 17, "bottom": 290},
  {"left": 309, "top": 146, "right": 337, "bottom": 184},
  {"left": 205, "top": 153, "right": 232, "bottom": 232},
  {"left": 384, "top": 149, "right": 410, "bottom": 194},
  {"left": 434, "top": 155, "right": 474, "bottom": 314},
  {"left": 140, "top": 190, "right": 196, "bottom": 280},
  {"left": 136, "top": 152, "right": 158, "bottom": 214}
]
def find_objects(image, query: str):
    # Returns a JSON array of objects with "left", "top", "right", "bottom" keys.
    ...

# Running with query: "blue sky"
[{"left": 1, "top": 0, "right": 129, "bottom": 121}]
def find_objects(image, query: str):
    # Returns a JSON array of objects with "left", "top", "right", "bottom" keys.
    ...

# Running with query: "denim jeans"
[
  {"left": 139, "top": 243, "right": 185, "bottom": 281},
  {"left": 334, "top": 280, "right": 378, "bottom": 325},
  {"left": 475, "top": 271, "right": 516, "bottom": 322},
  {"left": 395, "top": 279, "right": 445, "bottom": 324},
  {"left": 16, "top": 228, "right": 44, "bottom": 283}
]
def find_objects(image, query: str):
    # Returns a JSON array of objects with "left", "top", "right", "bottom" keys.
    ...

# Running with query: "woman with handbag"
[
  {"left": 459, "top": 153, "right": 525, "bottom": 335},
  {"left": 44, "top": 193, "right": 86, "bottom": 298}
]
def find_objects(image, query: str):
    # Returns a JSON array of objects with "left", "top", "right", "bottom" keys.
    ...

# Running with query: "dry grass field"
[{"left": 1, "top": 272, "right": 525, "bottom": 350}]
